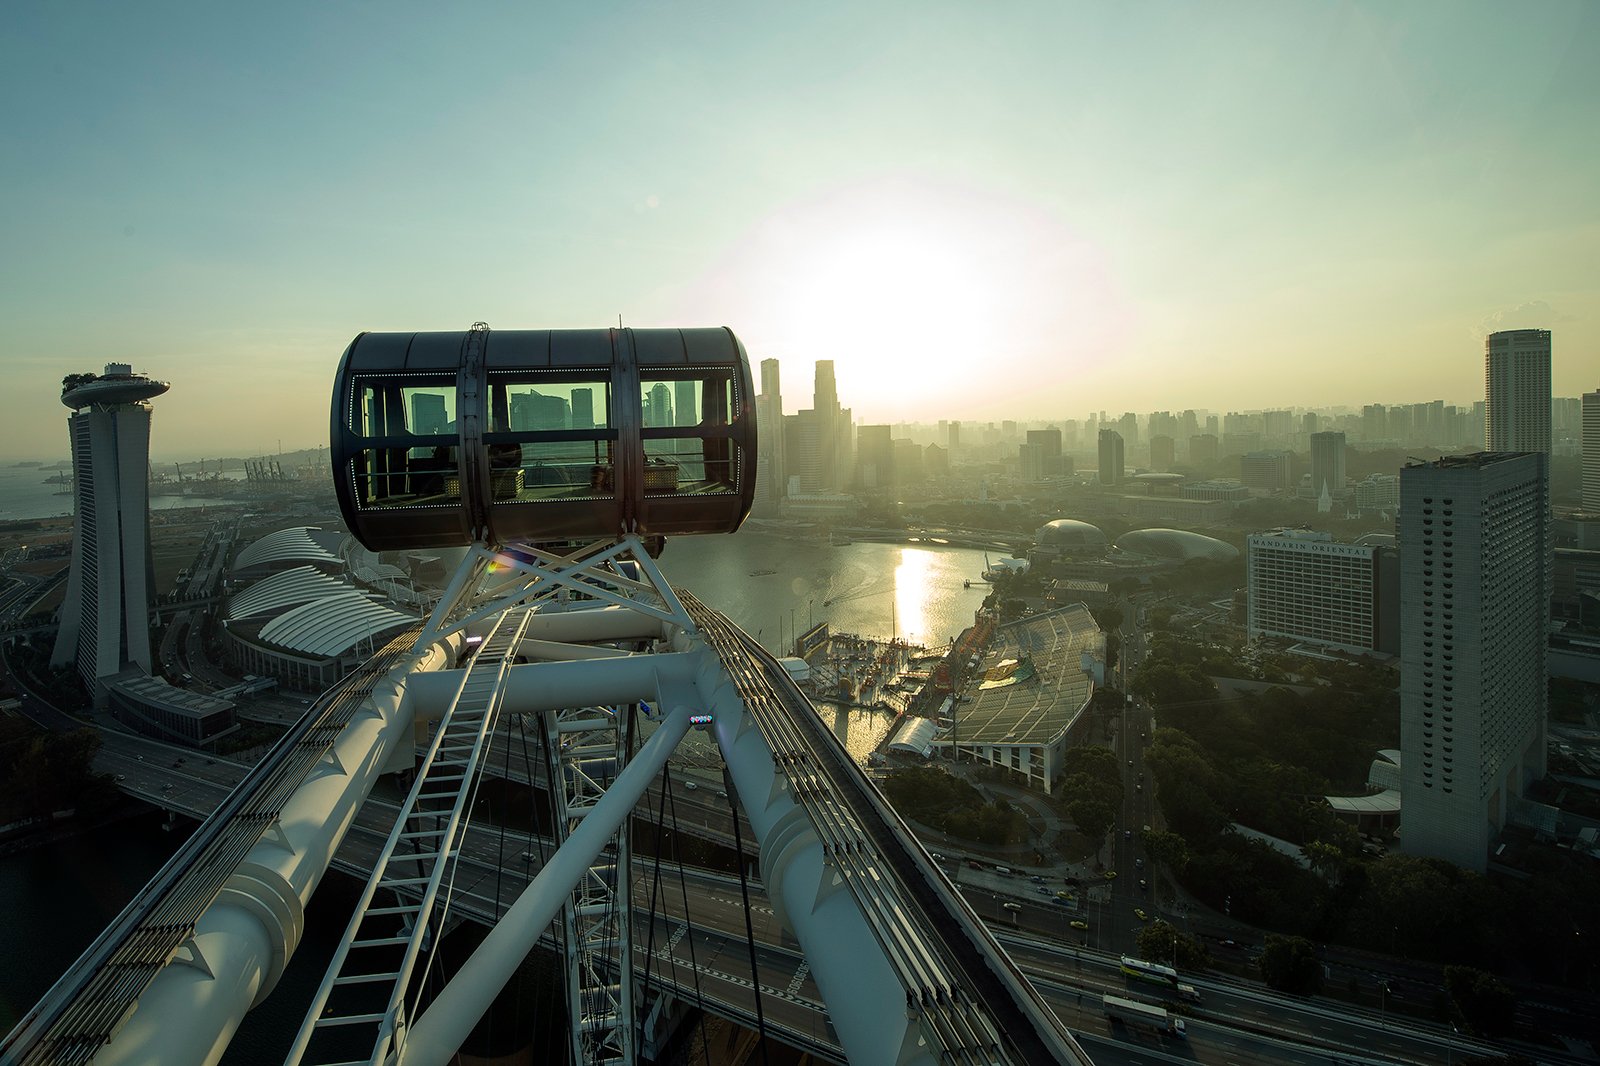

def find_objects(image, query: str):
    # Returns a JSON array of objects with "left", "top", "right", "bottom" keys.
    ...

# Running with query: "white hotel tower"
[
  {"left": 1398, "top": 451, "right": 1548, "bottom": 872},
  {"left": 51, "top": 363, "right": 170, "bottom": 694}
]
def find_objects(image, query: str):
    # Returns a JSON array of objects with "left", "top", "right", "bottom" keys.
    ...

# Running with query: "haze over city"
[{"left": 2, "top": 1, "right": 1597, "bottom": 461}]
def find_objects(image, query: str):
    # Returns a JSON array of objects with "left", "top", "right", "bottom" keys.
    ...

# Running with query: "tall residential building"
[
  {"left": 1583, "top": 389, "right": 1600, "bottom": 512},
  {"left": 1097, "top": 429, "right": 1123, "bottom": 488},
  {"left": 1399, "top": 452, "right": 1549, "bottom": 872},
  {"left": 1188, "top": 434, "right": 1218, "bottom": 465},
  {"left": 1246, "top": 529, "right": 1397, "bottom": 654},
  {"left": 52, "top": 363, "right": 171, "bottom": 694},
  {"left": 1309, "top": 431, "right": 1346, "bottom": 500},
  {"left": 1149, "top": 435, "right": 1175, "bottom": 473},
  {"left": 1485, "top": 329, "right": 1552, "bottom": 454}
]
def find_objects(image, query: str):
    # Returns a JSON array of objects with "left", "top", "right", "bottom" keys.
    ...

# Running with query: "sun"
[
  {"left": 765, "top": 195, "right": 1008, "bottom": 413},
  {"left": 667, "top": 176, "right": 1128, "bottom": 421},
  {"left": 779, "top": 220, "right": 995, "bottom": 399}
]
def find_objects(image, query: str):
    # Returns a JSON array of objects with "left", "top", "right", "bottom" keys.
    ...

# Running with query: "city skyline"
[{"left": 2, "top": 3, "right": 1597, "bottom": 459}]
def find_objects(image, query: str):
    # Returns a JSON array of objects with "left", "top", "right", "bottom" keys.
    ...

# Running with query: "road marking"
[{"left": 787, "top": 961, "right": 809, "bottom": 995}]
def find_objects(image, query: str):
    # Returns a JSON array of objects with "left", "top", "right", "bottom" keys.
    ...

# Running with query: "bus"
[
  {"left": 1121, "top": 956, "right": 1202, "bottom": 1002},
  {"left": 1120, "top": 956, "right": 1179, "bottom": 988}
]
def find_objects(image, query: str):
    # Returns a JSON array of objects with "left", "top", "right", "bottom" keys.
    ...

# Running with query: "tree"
[
  {"left": 1141, "top": 829, "right": 1190, "bottom": 876},
  {"left": 1445, "top": 966, "right": 1517, "bottom": 1038},
  {"left": 1258, "top": 934, "right": 1322, "bottom": 994},
  {"left": 1067, "top": 797, "right": 1115, "bottom": 848},
  {"left": 1091, "top": 605, "right": 1123, "bottom": 632},
  {"left": 1136, "top": 920, "right": 1209, "bottom": 971},
  {"left": 1131, "top": 661, "right": 1216, "bottom": 708}
]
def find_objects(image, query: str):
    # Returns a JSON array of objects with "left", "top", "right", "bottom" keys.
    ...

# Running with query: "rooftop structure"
[
  {"left": 104, "top": 669, "right": 239, "bottom": 749},
  {"left": 939, "top": 604, "right": 1102, "bottom": 793},
  {"left": 1111, "top": 528, "right": 1239, "bottom": 563}
]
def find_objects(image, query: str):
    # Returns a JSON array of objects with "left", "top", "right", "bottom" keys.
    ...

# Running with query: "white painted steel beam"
[
  {"left": 94, "top": 638, "right": 461, "bottom": 1066},
  {"left": 687, "top": 644, "right": 936, "bottom": 1066},
  {"left": 400, "top": 706, "right": 695, "bottom": 1065}
]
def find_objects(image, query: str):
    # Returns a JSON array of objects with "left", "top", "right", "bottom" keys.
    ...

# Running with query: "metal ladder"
[{"left": 285, "top": 606, "right": 532, "bottom": 1065}]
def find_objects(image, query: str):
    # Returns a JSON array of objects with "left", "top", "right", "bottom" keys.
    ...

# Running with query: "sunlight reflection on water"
[{"left": 666, "top": 528, "right": 1003, "bottom": 763}]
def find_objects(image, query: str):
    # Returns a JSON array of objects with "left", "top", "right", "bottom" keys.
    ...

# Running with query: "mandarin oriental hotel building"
[{"left": 1246, "top": 529, "right": 1396, "bottom": 654}]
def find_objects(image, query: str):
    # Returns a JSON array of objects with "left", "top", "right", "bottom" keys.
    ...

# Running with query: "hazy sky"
[{"left": 2, "top": 1, "right": 1595, "bottom": 460}]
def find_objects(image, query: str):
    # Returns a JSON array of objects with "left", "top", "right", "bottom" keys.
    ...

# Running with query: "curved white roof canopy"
[
  {"left": 227, "top": 565, "right": 352, "bottom": 621},
  {"left": 257, "top": 592, "right": 413, "bottom": 658},
  {"left": 234, "top": 527, "right": 342, "bottom": 572}
]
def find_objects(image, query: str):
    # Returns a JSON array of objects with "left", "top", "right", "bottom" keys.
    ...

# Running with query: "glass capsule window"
[
  {"left": 638, "top": 370, "right": 739, "bottom": 496},
  {"left": 485, "top": 374, "right": 617, "bottom": 502},
  {"left": 350, "top": 377, "right": 460, "bottom": 508}
]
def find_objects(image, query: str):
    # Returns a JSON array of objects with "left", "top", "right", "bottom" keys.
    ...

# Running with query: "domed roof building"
[
  {"left": 1034, "top": 519, "right": 1108, "bottom": 557},
  {"left": 1112, "top": 528, "right": 1239, "bottom": 563}
]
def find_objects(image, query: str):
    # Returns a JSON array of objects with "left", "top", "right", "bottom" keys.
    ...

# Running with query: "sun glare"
[{"left": 672, "top": 177, "right": 1129, "bottom": 421}]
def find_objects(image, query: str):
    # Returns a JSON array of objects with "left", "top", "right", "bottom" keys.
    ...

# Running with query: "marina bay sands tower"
[{"left": 51, "top": 363, "right": 170, "bottom": 694}]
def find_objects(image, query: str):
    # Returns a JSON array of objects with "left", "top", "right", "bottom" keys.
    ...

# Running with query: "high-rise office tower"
[
  {"left": 812, "top": 360, "right": 851, "bottom": 489},
  {"left": 1149, "top": 435, "right": 1175, "bottom": 473},
  {"left": 856, "top": 424, "right": 894, "bottom": 489},
  {"left": 1097, "top": 429, "right": 1123, "bottom": 488},
  {"left": 1309, "top": 431, "right": 1346, "bottom": 500},
  {"left": 1399, "top": 452, "right": 1549, "bottom": 872},
  {"left": 1584, "top": 389, "right": 1600, "bottom": 512},
  {"left": 648, "top": 383, "right": 676, "bottom": 427},
  {"left": 52, "top": 363, "right": 171, "bottom": 694},
  {"left": 1485, "top": 329, "right": 1552, "bottom": 454},
  {"left": 1025, "top": 428, "right": 1062, "bottom": 476},
  {"left": 1118, "top": 412, "right": 1139, "bottom": 449},
  {"left": 570, "top": 388, "right": 595, "bottom": 430},
  {"left": 756, "top": 358, "right": 785, "bottom": 505},
  {"left": 673, "top": 379, "right": 698, "bottom": 427}
]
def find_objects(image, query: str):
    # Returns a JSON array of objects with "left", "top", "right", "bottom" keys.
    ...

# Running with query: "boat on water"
[
  {"left": 829, "top": 531, "right": 852, "bottom": 546},
  {"left": 749, "top": 568, "right": 776, "bottom": 576}
]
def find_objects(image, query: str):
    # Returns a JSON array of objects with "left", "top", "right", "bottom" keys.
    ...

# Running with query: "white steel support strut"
[
  {"left": 400, "top": 706, "right": 696, "bottom": 1066},
  {"left": 546, "top": 700, "right": 637, "bottom": 1066}
]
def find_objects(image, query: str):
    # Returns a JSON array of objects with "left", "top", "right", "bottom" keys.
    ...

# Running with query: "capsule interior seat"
[{"left": 331, "top": 326, "right": 757, "bottom": 550}]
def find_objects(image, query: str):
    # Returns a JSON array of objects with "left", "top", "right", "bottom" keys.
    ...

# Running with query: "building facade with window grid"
[
  {"left": 1399, "top": 452, "right": 1549, "bottom": 873},
  {"left": 1246, "top": 530, "right": 1381, "bottom": 653}
]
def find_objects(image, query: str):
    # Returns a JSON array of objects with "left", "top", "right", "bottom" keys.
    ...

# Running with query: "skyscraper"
[
  {"left": 1025, "top": 428, "right": 1063, "bottom": 476},
  {"left": 1583, "top": 389, "right": 1600, "bottom": 513},
  {"left": 1399, "top": 452, "right": 1549, "bottom": 872},
  {"left": 855, "top": 425, "right": 894, "bottom": 489},
  {"left": 1309, "top": 431, "right": 1346, "bottom": 500},
  {"left": 52, "top": 363, "right": 171, "bottom": 694},
  {"left": 756, "top": 358, "right": 785, "bottom": 506},
  {"left": 1485, "top": 329, "right": 1552, "bottom": 454},
  {"left": 1097, "top": 429, "right": 1123, "bottom": 488},
  {"left": 1149, "top": 435, "right": 1175, "bottom": 473},
  {"left": 812, "top": 360, "right": 851, "bottom": 490}
]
